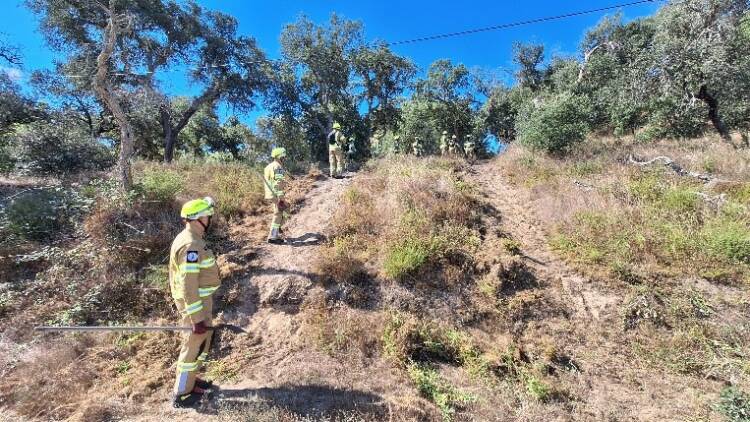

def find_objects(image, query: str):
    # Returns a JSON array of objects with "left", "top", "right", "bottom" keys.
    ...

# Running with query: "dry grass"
[
  {"left": 315, "top": 156, "right": 482, "bottom": 289},
  {"left": 496, "top": 136, "right": 750, "bottom": 284},
  {"left": 489, "top": 135, "right": 750, "bottom": 419},
  {"left": 0, "top": 160, "right": 323, "bottom": 420}
]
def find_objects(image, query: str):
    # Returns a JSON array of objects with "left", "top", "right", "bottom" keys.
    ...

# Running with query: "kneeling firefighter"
[{"left": 170, "top": 197, "right": 221, "bottom": 408}]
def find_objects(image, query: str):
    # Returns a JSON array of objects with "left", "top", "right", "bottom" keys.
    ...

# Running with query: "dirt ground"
[{"left": 3, "top": 157, "right": 746, "bottom": 421}]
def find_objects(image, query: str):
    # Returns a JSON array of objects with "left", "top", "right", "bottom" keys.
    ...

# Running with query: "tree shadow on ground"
[{"left": 201, "top": 384, "right": 385, "bottom": 418}]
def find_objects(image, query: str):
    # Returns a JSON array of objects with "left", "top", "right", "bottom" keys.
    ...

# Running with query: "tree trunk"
[
  {"left": 161, "top": 107, "right": 175, "bottom": 163},
  {"left": 92, "top": 5, "right": 135, "bottom": 190},
  {"left": 696, "top": 85, "right": 731, "bottom": 142},
  {"left": 162, "top": 86, "right": 220, "bottom": 163}
]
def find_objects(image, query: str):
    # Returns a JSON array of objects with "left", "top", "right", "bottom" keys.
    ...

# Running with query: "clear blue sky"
[{"left": 2, "top": 0, "right": 662, "bottom": 122}]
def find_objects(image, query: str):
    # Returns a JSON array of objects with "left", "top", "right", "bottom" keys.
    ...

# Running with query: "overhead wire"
[
  {"left": 385, "top": 0, "right": 664, "bottom": 46},
  {"left": 55, "top": 1, "right": 666, "bottom": 83}
]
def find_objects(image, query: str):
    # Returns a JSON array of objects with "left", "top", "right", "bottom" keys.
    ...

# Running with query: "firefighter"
[
  {"left": 464, "top": 138, "right": 477, "bottom": 162},
  {"left": 327, "top": 122, "right": 346, "bottom": 178},
  {"left": 264, "top": 147, "right": 288, "bottom": 245},
  {"left": 440, "top": 131, "right": 448, "bottom": 156},
  {"left": 412, "top": 137, "right": 424, "bottom": 157},
  {"left": 170, "top": 197, "right": 221, "bottom": 408},
  {"left": 448, "top": 135, "right": 458, "bottom": 156},
  {"left": 347, "top": 136, "right": 357, "bottom": 171}
]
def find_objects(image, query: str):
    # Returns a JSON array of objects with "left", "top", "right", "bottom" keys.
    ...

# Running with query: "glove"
[
  {"left": 277, "top": 199, "right": 288, "bottom": 211},
  {"left": 192, "top": 320, "right": 207, "bottom": 335}
]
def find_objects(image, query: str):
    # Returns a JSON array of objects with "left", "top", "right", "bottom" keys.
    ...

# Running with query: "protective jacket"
[
  {"left": 169, "top": 226, "right": 220, "bottom": 325},
  {"left": 264, "top": 160, "right": 286, "bottom": 200}
]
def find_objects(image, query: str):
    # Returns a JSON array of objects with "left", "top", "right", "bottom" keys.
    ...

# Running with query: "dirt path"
[
  {"left": 468, "top": 162, "right": 619, "bottom": 321},
  {"left": 157, "top": 173, "right": 404, "bottom": 420}
]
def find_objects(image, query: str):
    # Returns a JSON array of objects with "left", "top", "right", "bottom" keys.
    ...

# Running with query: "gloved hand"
[
  {"left": 277, "top": 199, "right": 288, "bottom": 211},
  {"left": 192, "top": 320, "right": 207, "bottom": 335}
]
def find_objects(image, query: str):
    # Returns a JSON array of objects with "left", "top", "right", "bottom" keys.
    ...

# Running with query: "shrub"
[
  {"left": 516, "top": 92, "right": 592, "bottom": 154},
  {"left": 0, "top": 144, "right": 14, "bottom": 174},
  {"left": 383, "top": 238, "right": 431, "bottom": 279},
  {"left": 12, "top": 121, "right": 114, "bottom": 176},
  {"left": 136, "top": 169, "right": 183, "bottom": 202},
  {"left": 2, "top": 187, "right": 91, "bottom": 242},
  {"left": 716, "top": 387, "right": 750, "bottom": 422},
  {"left": 702, "top": 219, "right": 750, "bottom": 264},
  {"left": 407, "top": 363, "right": 475, "bottom": 421}
]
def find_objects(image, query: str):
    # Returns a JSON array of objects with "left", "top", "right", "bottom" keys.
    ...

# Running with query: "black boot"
[
  {"left": 267, "top": 238, "right": 285, "bottom": 245},
  {"left": 195, "top": 378, "right": 213, "bottom": 389},
  {"left": 173, "top": 391, "right": 204, "bottom": 408}
]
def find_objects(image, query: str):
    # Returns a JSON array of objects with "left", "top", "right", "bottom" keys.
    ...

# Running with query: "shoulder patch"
[{"left": 186, "top": 251, "right": 200, "bottom": 263}]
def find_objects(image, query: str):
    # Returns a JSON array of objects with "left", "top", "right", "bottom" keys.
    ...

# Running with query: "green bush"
[
  {"left": 516, "top": 92, "right": 592, "bottom": 155},
  {"left": 1, "top": 188, "right": 90, "bottom": 242},
  {"left": 716, "top": 387, "right": 750, "bottom": 422},
  {"left": 0, "top": 144, "right": 14, "bottom": 174},
  {"left": 12, "top": 121, "right": 114, "bottom": 176},
  {"left": 136, "top": 169, "right": 183, "bottom": 202},
  {"left": 702, "top": 219, "right": 750, "bottom": 264},
  {"left": 383, "top": 238, "right": 430, "bottom": 279},
  {"left": 407, "top": 363, "right": 475, "bottom": 421}
]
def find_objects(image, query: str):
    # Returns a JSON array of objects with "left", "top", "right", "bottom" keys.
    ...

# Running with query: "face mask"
[{"left": 198, "top": 216, "right": 212, "bottom": 233}]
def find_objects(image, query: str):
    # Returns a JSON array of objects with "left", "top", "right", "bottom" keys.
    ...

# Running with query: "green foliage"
[
  {"left": 516, "top": 92, "right": 592, "bottom": 154},
  {"left": 1, "top": 187, "right": 91, "bottom": 242},
  {"left": 717, "top": 387, "right": 750, "bottom": 422},
  {"left": 407, "top": 363, "right": 475, "bottom": 421},
  {"left": 136, "top": 169, "right": 183, "bottom": 202},
  {"left": 11, "top": 120, "right": 114, "bottom": 176},
  {"left": 0, "top": 144, "right": 14, "bottom": 174},
  {"left": 383, "top": 238, "right": 430, "bottom": 279},
  {"left": 702, "top": 219, "right": 750, "bottom": 264},
  {"left": 525, "top": 375, "right": 552, "bottom": 402}
]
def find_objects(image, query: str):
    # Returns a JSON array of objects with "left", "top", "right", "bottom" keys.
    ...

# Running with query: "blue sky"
[{"left": 2, "top": 0, "right": 662, "bottom": 123}]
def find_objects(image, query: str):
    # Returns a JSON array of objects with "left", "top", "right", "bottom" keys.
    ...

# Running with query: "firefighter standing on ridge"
[
  {"left": 327, "top": 122, "right": 346, "bottom": 178},
  {"left": 169, "top": 197, "right": 221, "bottom": 408},
  {"left": 265, "top": 147, "right": 288, "bottom": 245}
]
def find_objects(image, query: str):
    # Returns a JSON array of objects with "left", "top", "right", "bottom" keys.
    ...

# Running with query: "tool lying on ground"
[{"left": 35, "top": 323, "right": 246, "bottom": 333}]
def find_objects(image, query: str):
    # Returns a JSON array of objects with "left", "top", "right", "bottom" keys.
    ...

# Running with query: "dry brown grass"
[
  {"left": 315, "top": 156, "right": 482, "bottom": 289},
  {"left": 0, "top": 161, "right": 325, "bottom": 420}
]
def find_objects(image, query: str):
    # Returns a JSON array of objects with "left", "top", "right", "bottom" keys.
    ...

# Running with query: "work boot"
[
  {"left": 195, "top": 378, "right": 213, "bottom": 389},
  {"left": 173, "top": 391, "right": 203, "bottom": 408},
  {"left": 267, "top": 238, "right": 285, "bottom": 245}
]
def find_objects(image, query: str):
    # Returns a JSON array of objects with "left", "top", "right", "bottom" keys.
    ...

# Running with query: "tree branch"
[{"left": 628, "top": 155, "right": 717, "bottom": 183}]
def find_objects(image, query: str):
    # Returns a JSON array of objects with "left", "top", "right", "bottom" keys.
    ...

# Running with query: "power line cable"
[
  {"left": 60, "top": 0, "right": 666, "bottom": 81},
  {"left": 386, "top": 0, "right": 663, "bottom": 46}
]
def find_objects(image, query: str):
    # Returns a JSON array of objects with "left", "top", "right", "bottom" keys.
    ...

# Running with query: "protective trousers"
[
  {"left": 268, "top": 198, "right": 284, "bottom": 240},
  {"left": 329, "top": 146, "right": 344, "bottom": 177},
  {"left": 174, "top": 297, "right": 213, "bottom": 395}
]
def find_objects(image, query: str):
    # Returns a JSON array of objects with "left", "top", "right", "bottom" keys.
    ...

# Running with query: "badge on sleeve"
[{"left": 186, "top": 251, "right": 200, "bottom": 263}]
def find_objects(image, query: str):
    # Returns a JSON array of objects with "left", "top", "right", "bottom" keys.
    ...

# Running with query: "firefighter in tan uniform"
[
  {"left": 440, "top": 131, "right": 448, "bottom": 156},
  {"left": 327, "top": 122, "right": 346, "bottom": 178},
  {"left": 265, "top": 147, "right": 288, "bottom": 244},
  {"left": 170, "top": 197, "right": 221, "bottom": 408}
]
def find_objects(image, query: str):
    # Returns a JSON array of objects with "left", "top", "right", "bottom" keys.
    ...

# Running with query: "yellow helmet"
[
  {"left": 271, "top": 147, "right": 286, "bottom": 159},
  {"left": 442, "top": 130, "right": 448, "bottom": 135},
  {"left": 332, "top": 122, "right": 341, "bottom": 130},
  {"left": 181, "top": 197, "right": 215, "bottom": 220}
]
